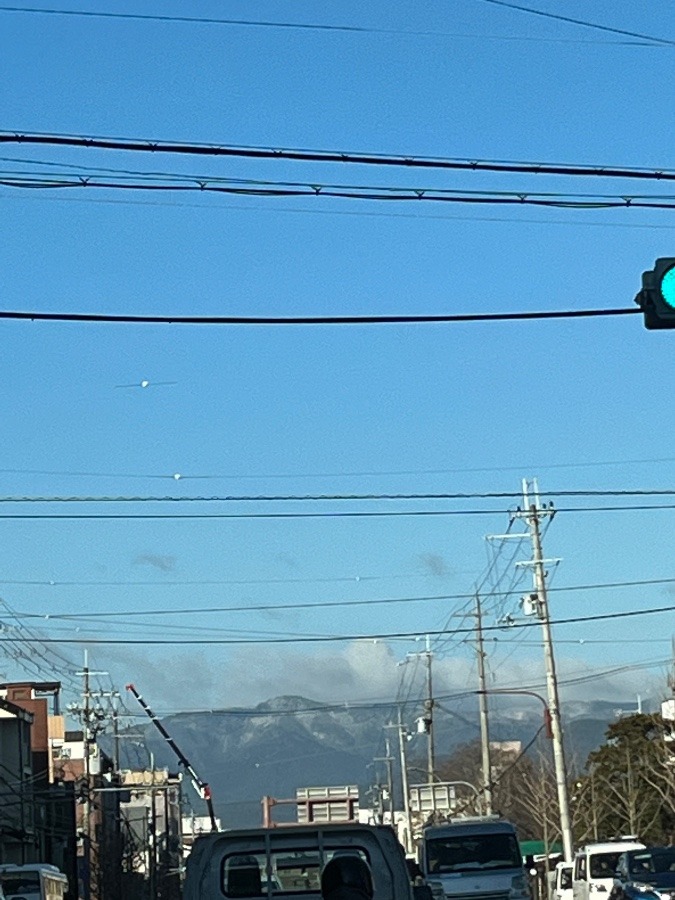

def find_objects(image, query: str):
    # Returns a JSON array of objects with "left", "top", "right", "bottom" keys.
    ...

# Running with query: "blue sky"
[{"left": 0, "top": 1, "right": 674, "bottom": 719}]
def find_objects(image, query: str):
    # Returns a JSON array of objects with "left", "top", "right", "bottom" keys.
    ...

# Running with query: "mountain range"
[{"left": 118, "top": 694, "right": 634, "bottom": 828}]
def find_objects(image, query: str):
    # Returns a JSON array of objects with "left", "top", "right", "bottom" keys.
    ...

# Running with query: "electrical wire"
[
  {"left": 1, "top": 601, "right": 672, "bottom": 644},
  {"left": 4, "top": 455, "right": 675, "bottom": 481},
  {"left": 0, "top": 5, "right": 660, "bottom": 45},
  {"left": 8, "top": 188, "right": 675, "bottom": 231},
  {"left": 0, "top": 308, "right": 640, "bottom": 326},
  {"left": 8, "top": 488, "right": 675, "bottom": 501},
  {"left": 4, "top": 502, "right": 675, "bottom": 519},
  {"left": 6, "top": 173, "right": 675, "bottom": 211},
  {"left": 474, "top": 0, "right": 675, "bottom": 48},
  {"left": 3, "top": 131, "right": 675, "bottom": 182},
  {"left": 10, "top": 164, "right": 675, "bottom": 206}
]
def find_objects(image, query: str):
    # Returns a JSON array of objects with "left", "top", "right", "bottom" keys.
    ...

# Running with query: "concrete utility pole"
[
  {"left": 373, "top": 740, "right": 395, "bottom": 823},
  {"left": 423, "top": 636, "right": 435, "bottom": 783},
  {"left": 396, "top": 709, "right": 412, "bottom": 852},
  {"left": 385, "top": 714, "right": 414, "bottom": 850},
  {"left": 72, "top": 652, "right": 109, "bottom": 900},
  {"left": 406, "top": 636, "right": 435, "bottom": 783},
  {"left": 517, "top": 479, "right": 573, "bottom": 861},
  {"left": 475, "top": 595, "right": 493, "bottom": 815}
]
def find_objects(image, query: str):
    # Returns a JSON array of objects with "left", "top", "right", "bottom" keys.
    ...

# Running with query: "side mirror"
[{"left": 407, "top": 860, "right": 423, "bottom": 881}]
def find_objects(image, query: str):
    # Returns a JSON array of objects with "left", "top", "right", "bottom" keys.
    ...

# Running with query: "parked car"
[{"left": 609, "top": 848, "right": 675, "bottom": 900}]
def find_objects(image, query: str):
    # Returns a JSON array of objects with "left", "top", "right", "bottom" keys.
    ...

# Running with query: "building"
[
  {"left": 0, "top": 682, "right": 77, "bottom": 894},
  {"left": 118, "top": 767, "right": 183, "bottom": 900},
  {"left": 0, "top": 695, "right": 37, "bottom": 864}
]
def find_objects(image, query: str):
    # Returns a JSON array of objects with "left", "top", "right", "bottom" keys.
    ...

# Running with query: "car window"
[
  {"left": 222, "top": 849, "right": 370, "bottom": 896},
  {"left": 590, "top": 854, "right": 621, "bottom": 879}
]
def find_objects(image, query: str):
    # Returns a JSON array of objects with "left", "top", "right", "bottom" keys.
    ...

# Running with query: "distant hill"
[{"left": 117, "top": 694, "right": 625, "bottom": 828}]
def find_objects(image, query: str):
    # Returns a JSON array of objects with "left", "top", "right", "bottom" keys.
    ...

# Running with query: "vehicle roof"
[
  {"left": 0, "top": 864, "right": 67, "bottom": 877},
  {"left": 424, "top": 819, "right": 517, "bottom": 837},
  {"left": 197, "top": 823, "right": 395, "bottom": 839},
  {"left": 576, "top": 842, "right": 645, "bottom": 855},
  {"left": 624, "top": 848, "right": 675, "bottom": 857}
]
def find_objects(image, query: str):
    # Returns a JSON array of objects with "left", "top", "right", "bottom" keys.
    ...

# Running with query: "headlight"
[{"left": 632, "top": 885, "right": 656, "bottom": 894}]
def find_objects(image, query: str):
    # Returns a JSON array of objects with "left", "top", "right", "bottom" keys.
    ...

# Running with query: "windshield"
[
  {"left": 590, "top": 854, "right": 622, "bottom": 879},
  {"left": 630, "top": 851, "right": 675, "bottom": 877},
  {"left": 559, "top": 868, "right": 572, "bottom": 889},
  {"left": 1, "top": 872, "right": 40, "bottom": 892},
  {"left": 426, "top": 833, "right": 522, "bottom": 873}
]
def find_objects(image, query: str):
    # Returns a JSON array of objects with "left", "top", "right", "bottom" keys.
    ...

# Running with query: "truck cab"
[
  {"left": 183, "top": 823, "right": 415, "bottom": 900},
  {"left": 419, "top": 817, "right": 530, "bottom": 900},
  {"left": 572, "top": 841, "right": 645, "bottom": 900}
]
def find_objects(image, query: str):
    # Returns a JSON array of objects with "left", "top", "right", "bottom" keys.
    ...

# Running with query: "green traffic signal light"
[
  {"left": 636, "top": 258, "right": 675, "bottom": 328},
  {"left": 659, "top": 264, "right": 675, "bottom": 309}
]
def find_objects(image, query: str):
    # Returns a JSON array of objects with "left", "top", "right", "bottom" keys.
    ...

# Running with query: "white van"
[{"left": 572, "top": 841, "right": 645, "bottom": 900}]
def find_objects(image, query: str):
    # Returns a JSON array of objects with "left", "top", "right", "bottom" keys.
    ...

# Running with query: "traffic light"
[{"left": 636, "top": 258, "right": 675, "bottom": 329}]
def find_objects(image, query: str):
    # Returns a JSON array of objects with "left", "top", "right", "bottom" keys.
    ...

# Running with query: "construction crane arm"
[{"left": 126, "top": 682, "right": 218, "bottom": 832}]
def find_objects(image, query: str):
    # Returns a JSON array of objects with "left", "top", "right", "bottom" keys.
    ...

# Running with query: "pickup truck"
[{"left": 183, "top": 823, "right": 419, "bottom": 900}]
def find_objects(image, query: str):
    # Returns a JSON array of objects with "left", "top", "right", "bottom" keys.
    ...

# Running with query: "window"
[
  {"left": 1, "top": 873, "right": 41, "bottom": 893},
  {"left": 589, "top": 854, "right": 621, "bottom": 880},
  {"left": 575, "top": 857, "right": 587, "bottom": 882},
  {"left": 222, "top": 848, "right": 369, "bottom": 897},
  {"left": 425, "top": 834, "right": 522, "bottom": 874},
  {"left": 559, "top": 868, "right": 572, "bottom": 890}
]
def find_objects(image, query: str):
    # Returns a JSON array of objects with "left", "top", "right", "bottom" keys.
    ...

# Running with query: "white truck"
[
  {"left": 419, "top": 817, "right": 530, "bottom": 900},
  {"left": 572, "top": 840, "right": 645, "bottom": 900},
  {"left": 183, "top": 822, "right": 420, "bottom": 900}
]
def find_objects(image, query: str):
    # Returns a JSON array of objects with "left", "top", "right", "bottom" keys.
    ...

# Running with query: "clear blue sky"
[{"left": 0, "top": 1, "right": 673, "bottom": 718}]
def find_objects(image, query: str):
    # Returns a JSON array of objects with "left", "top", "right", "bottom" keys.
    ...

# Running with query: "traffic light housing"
[{"left": 636, "top": 258, "right": 675, "bottom": 329}]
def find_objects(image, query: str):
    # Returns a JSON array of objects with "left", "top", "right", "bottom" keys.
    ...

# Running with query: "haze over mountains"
[{"left": 120, "top": 694, "right": 636, "bottom": 827}]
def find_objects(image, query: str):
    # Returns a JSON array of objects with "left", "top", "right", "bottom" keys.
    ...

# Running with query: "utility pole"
[
  {"left": 373, "top": 740, "right": 395, "bottom": 824},
  {"left": 394, "top": 709, "right": 412, "bottom": 853},
  {"left": 425, "top": 636, "right": 435, "bottom": 783},
  {"left": 475, "top": 595, "right": 493, "bottom": 815},
  {"left": 516, "top": 479, "right": 573, "bottom": 861},
  {"left": 405, "top": 636, "right": 435, "bottom": 783},
  {"left": 72, "top": 653, "right": 109, "bottom": 900}
]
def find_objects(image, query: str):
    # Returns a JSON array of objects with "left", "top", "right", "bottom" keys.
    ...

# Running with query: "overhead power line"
[
  {"left": 0, "top": 4, "right": 654, "bottom": 44},
  {"left": 2, "top": 130, "right": 675, "bottom": 182},
  {"left": 1, "top": 602, "right": 673, "bottom": 644},
  {"left": 3, "top": 487, "right": 675, "bottom": 503},
  {"left": 474, "top": 0, "right": 675, "bottom": 48},
  {"left": 15, "top": 574, "right": 675, "bottom": 620},
  {"left": 0, "top": 502, "right": 675, "bottom": 519},
  {"left": 3, "top": 455, "right": 675, "bottom": 481},
  {"left": 0, "top": 308, "right": 639, "bottom": 326},
  {"left": 5, "top": 173, "right": 675, "bottom": 210}
]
